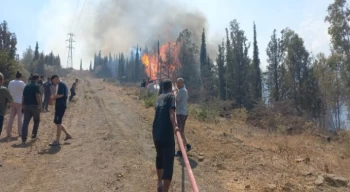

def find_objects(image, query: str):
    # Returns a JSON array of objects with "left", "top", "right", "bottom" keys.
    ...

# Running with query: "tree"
[
  {"left": 118, "top": 53, "right": 125, "bottom": 81},
  {"left": 0, "top": 20, "right": 17, "bottom": 60},
  {"left": 252, "top": 22, "right": 262, "bottom": 100},
  {"left": 80, "top": 59, "right": 83, "bottom": 71},
  {"left": 21, "top": 46, "right": 34, "bottom": 72},
  {"left": 89, "top": 61, "right": 92, "bottom": 72},
  {"left": 176, "top": 29, "right": 201, "bottom": 99},
  {"left": 266, "top": 29, "right": 283, "bottom": 102},
  {"left": 33, "top": 42, "right": 39, "bottom": 62},
  {"left": 217, "top": 41, "right": 226, "bottom": 100}
]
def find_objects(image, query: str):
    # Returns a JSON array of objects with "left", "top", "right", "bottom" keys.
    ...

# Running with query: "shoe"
[
  {"left": 31, "top": 135, "right": 37, "bottom": 140},
  {"left": 175, "top": 151, "right": 182, "bottom": 157},
  {"left": 157, "top": 183, "right": 163, "bottom": 192},
  {"left": 64, "top": 135, "right": 72, "bottom": 141},
  {"left": 186, "top": 144, "right": 192, "bottom": 152}
]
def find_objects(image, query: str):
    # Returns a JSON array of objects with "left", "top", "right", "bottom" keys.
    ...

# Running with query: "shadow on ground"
[
  {"left": 11, "top": 139, "right": 37, "bottom": 148},
  {"left": 38, "top": 146, "right": 62, "bottom": 155},
  {"left": 0, "top": 137, "right": 18, "bottom": 143}
]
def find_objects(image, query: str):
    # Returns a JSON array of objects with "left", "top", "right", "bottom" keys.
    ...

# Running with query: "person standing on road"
[
  {"left": 21, "top": 74, "right": 42, "bottom": 144},
  {"left": 152, "top": 79, "right": 180, "bottom": 192},
  {"left": 38, "top": 76, "right": 44, "bottom": 101},
  {"left": 6, "top": 71, "right": 26, "bottom": 137},
  {"left": 42, "top": 77, "right": 52, "bottom": 112},
  {"left": 0, "top": 72, "right": 13, "bottom": 137},
  {"left": 69, "top": 83, "right": 76, "bottom": 101},
  {"left": 175, "top": 78, "right": 191, "bottom": 157},
  {"left": 50, "top": 75, "right": 72, "bottom": 146}
]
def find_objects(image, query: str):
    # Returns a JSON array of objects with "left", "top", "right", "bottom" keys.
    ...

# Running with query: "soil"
[{"left": 1, "top": 71, "right": 350, "bottom": 192}]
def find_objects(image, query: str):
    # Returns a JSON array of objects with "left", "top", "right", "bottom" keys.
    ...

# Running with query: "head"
[
  {"left": 15, "top": 71, "right": 23, "bottom": 79},
  {"left": 0, "top": 72, "right": 4, "bottom": 85},
  {"left": 162, "top": 79, "right": 172, "bottom": 93},
  {"left": 51, "top": 75, "right": 60, "bottom": 85},
  {"left": 176, "top": 78, "right": 184, "bottom": 89},
  {"left": 31, "top": 74, "right": 40, "bottom": 83}
]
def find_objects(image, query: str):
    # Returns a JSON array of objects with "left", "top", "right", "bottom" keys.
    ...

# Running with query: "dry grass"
[{"left": 114, "top": 85, "right": 350, "bottom": 191}]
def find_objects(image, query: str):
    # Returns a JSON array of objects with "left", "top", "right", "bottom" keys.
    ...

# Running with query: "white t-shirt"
[{"left": 8, "top": 79, "right": 26, "bottom": 104}]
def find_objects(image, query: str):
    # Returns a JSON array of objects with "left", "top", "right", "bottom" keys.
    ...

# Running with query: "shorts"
[
  {"left": 154, "top": 141, "right": 175, "bottom": 180},
  {"left": 54, "top": 106, "right": 66, "bottom": 125},
  {"left": 176, "top": 115, "right": 188, "bottom": 132}
]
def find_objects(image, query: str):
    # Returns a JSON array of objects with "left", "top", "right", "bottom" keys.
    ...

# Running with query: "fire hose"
[{"left": 175, "top": 131, "right": 199, "bottom": 192}]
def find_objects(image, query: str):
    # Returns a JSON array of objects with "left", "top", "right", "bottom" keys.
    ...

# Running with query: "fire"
[{"left": 141, "top": 42, "right": 181, "bottom": 80}]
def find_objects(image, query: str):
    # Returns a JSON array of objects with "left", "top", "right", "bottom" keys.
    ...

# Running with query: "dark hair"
[
  {"left": 51, "top": 75, "right": 59, "bottom": 80},
  {"left": 32, "top": 74, "right": 40, "bottom": 81},
  {"left": 15, "top": 71, "right": 22, "bottom": 79},
  {"left": 162, "top": 79, "right": 172, "bottom": 91},
  {"left": 40, "top": 76, "right": 44, "bottom": 79}
]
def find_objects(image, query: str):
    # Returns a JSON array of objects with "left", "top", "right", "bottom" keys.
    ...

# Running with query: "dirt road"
[{"left": 0, "top": 74, "right": 220, "bottom": 192}]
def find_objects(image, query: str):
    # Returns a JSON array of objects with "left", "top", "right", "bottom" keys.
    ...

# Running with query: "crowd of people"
[{"left": 0, "top": 71, "right": 77, "bottom": 146}]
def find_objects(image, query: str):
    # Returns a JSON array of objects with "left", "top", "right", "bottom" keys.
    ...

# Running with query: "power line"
[
  {"left": 73, "top": 0, "right": 87, "bottom": 33},
  {"left": 69, "top": 0, "right": 80, "bottom": 33}
]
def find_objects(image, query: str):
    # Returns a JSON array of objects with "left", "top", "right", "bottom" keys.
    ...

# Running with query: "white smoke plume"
[{"left": 38, "top": 0, "right": 210, "bottom": 69}]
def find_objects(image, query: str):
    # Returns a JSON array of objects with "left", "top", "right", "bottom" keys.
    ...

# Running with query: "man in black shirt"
[
  {"left": 21, "top": 74, "right": 42, "bottom": 143},
  {"left": 42, "top": 77, "right": 52, "bottom": 112},
  {"left": 152, "top": 79, "right": 179, "bottom": 192},
  {"left": 49, "top": 75, "right": 72, "bottom": 146}
]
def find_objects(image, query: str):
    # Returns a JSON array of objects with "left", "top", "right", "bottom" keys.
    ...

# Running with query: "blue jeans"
[{"left": 0, "top": 115, "right": 3, "bottom": 135}]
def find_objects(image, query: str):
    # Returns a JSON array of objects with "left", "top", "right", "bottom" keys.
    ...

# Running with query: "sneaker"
[
  {"left": 186, "top": 144, "right": 192, "bottom": 152},
  {"left": 175, "top": 151, "right": 182, "bottom": 157},
  {"left": 64, "top": 135, "right": 72, "bottom": 141},
  {"left": 49, "top": 141, "right": 61, "bottom": 146},
  {"left": 157, "top": 183, "right": 163, "bottom": 192}
]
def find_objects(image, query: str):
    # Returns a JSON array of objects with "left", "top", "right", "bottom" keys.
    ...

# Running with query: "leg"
[
  {"left": 6, "top": 104, "right": 17, "bottom": 137},
  {"left": 21, "top": 107, "right": 32, "bottom": 142},
  {"left": 55, "top": 124, "right": 62, "bottom": 142},
  {"left": 180, "top": 115, "right": 188, "bottom": 147},
  {"left": 0, "top": 115, "right": 4, "bottom": 136},
  {"left": 53, "top": 107, "right": 67, "bottom": 142},
  {"left": 43, "top": 94, "right": 49, "bottom": 111},
  {"left": 31, "top": 106, "right": 40, "bottom": 138},
  {"left": 162, "top": 143, "right": 175, "bottom": 192},
  {"left": 16, "top": 104, "right": 23, "bottom": 136},
  {"left": 154, "top": 141, "right": 163, "bottom": 187}
]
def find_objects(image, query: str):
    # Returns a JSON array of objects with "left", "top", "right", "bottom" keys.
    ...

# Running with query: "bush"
[
  {"left": 143, "top": 93, "right": 157, "bottom": 109},
  {"left": 190, "top": 104, "right": 219, "bottom": 122}
]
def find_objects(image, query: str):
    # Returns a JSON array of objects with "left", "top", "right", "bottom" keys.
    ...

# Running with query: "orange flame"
[{"left": 142, "top": 42, "right": 181, "bottom": 80}]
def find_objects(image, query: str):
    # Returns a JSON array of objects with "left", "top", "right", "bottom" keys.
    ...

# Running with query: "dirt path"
[{"left": 0, "top": 74, "right": 220, "bottom": 192}]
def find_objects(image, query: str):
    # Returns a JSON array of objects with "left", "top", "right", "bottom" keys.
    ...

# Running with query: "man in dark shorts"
[
  {"left": 21, "top": 74, "right": 42, "bottom": 143},
  {"left": 50, "top": 75, "right": 72, "bottom": 146},
  {"left": 152, "top": 79, "right": 179, "bottom": 192},
  {"left": 69, "top": 83, "right": 76, "bottom": 101},
  {"left": 175, "top": 78, "right": 191, "bottom": 156}
]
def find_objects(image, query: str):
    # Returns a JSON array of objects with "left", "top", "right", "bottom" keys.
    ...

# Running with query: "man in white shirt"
[{"left": 6, "top": 71, "right": 26, "bottom": 137}]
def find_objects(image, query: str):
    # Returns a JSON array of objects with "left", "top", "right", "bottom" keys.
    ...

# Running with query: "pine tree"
[
  {"left": 89, "top": 61, "right": 92, "bottom": 72},
  {"left": 252, "top": 22, "right": 262, "bottom": 100},
  {"left": 135, "top": 45, "right": 140, "bottom": 81},
  {"left": 266, "top": 29, "right": 283, "bottom": 102},
  {"left": 80, "top": 59, "right": 83, "bottom": 71},
  {"left": 33, "top": 42, "right": 39, "bottom": 61},
  {"left": 217, "top": 41, "right": 226, "bottom": 100},
  {"left": 200, "top": 28, "right": 207, "bottom": 81}
]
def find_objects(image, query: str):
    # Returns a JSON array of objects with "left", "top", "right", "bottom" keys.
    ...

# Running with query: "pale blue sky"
[{"left": 0, "top": 0, "right": 333, "bottom": 70}]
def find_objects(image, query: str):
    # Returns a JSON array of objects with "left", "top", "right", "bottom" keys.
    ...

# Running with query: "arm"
[
  {"left": 36, "top": 93, "right": 42, "bottom": 111},
  {"left": 170, "top": 108, "right": 179, "bottom": 134},
  {"left": 5, "top": 89, "right": 13, "bottom": 103}
]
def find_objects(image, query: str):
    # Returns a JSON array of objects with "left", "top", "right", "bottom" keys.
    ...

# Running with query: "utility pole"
[{"left": 66, "top": 33, "right": 75, "bottom": 68}]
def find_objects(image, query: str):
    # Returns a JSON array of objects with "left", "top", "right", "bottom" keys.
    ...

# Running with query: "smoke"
[{"left": 38, "top": 0, "right": 209, "bottom": 69}]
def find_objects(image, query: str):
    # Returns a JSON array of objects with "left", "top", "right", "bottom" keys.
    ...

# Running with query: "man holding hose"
[{"left": 152, "top": 79, "right": 180, "bottom": 192}]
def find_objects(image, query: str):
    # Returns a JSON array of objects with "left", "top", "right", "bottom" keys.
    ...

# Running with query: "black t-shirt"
[
  {"left": 152, "top": 92, "right": 176, "bottom": 144},
  {"left": 43, "top": 81, "right": 51, "bottom": 95},
  {"left": 23, "top": 81, "right": 41, "bottom": 105},
  {"left": 56, "top": 82, "right": 68, "bottom": 108}
]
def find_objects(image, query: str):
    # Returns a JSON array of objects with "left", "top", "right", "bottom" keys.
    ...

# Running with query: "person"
[
  {"left": 152, "top": 79, "right": 180, "bottom": 192},
  {"left": 0, "top": 72, "right": 13, "bottom": 136},
  {"left": 141, "top": 79, "right": 146, "bottom": 88},
  {"left": 42, "top": 77, "right": 52, "bottom": 112},
  {"left": 21, "top": 74, "right": 42, "bottom": 144},
  {"left": 148, "top": 80, "right": 155, "bottom": 94},
  {"left": 175, "top": 78, "right": 191, "bottom": 157},
  {"left": 6, "top": 71, "right": 26, "bottom": 137},
  {"left": 38, "top": 76, "right": 44, "bottom": 100},
  {"left": 50, "top": 75, "right": 72, "bottom": 146},
  {"left": 69, "top": 83, "right": 76, "bottom": 101}
]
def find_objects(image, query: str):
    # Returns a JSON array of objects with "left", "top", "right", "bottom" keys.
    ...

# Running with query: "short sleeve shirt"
[
  {"left": 23, "top": 81, "right": 40, "bottom": 105},
  {"left": 56, "top": 82, "right": 68, "bottom": 108},
  {"left": 43, "top": 81, "right": 52, "bottom": 95},
  {"left": 152, "top": 92, "right": 176, "bottom": 144},
  {"left": 0, "top": 86, "right": 13, "bottom": 116}
]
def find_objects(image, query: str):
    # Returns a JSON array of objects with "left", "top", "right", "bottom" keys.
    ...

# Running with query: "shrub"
[{"left": 143, "top": 93, "right": 157, "bottom": 109}]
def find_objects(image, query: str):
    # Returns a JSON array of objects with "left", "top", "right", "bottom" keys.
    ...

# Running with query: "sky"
[{"left": 0, "top": 0, "right": 333, "bottom": 70}]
